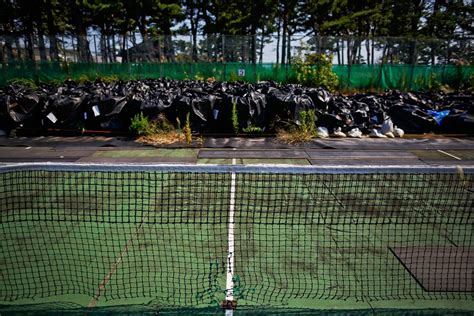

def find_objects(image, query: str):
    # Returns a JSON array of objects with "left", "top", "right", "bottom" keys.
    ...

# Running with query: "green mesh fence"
[{"left": 1, "top": 61, "right": 472, "bottom": 91}]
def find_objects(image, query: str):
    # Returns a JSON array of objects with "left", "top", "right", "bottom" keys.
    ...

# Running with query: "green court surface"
[
  {"left": 0, "top": 168, "right": 473, "bottom": 313},
  {"left": 92, "top": 149, "right": 198, "bottom": 158},
  {"left": 197, "top": 158, "right": 310, "bottom": 165},
  {"left": 411, "top": 150, "right": 474, "bottom": 161}
]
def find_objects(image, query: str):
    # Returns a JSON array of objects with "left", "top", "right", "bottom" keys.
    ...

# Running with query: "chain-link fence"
[{"left": 1, "top": 33, "right": 473, "bottom": 90}]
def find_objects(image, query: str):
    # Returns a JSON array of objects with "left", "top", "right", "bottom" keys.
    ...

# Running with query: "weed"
[
  {"left": 276, "top": 109, "right": 317, "bottom": 143},
  {"left": 8, "top": 78, "right": 37, "bottom": 89},
  {"left": 183, "top": 112, "right": 192, "bottom": 144},
  {"left": 242, "top": 125, "right": 263, "bottom": 134},
  {"left": 196, "top": 134, "right": 205, "bottom": 147},
  {"left": 134, "top": 113, "right": 187, "bottom": 145},
  {"left": 130, "top": 112, "right": 158, "bottom": 136},
  {"left": 96, "top": 74, "right": 119, "bottom": 83},
  {"left": 232, "top": 100, "right": 239, "bottom": 135},
  {"left": 78, "top": 74, "right": 91, "bottom": 85}
]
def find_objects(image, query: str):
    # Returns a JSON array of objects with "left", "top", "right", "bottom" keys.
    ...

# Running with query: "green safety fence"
[{"left": 1, "top": 61, "right": 472, "bottom": 91}]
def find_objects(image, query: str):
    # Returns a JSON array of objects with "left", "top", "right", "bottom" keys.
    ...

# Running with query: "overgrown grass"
[
  {"left": 131, "top": 113, "right": 188, "bottom": 145},
  {"left": 276, "top": 110, "right": 317, "bottom": 144}
]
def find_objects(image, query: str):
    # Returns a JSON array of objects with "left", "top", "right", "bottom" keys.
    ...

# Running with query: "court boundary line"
[
  {"left": 437, "top": 150, "right": 462, "bottom": 161},
  {"left": 225, "top": 157, "right": 237, "bottom": 308}
]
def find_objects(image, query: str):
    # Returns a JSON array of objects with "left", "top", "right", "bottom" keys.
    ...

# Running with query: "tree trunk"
[
  {"left": 111, "top": 34, "right": 117, "bottom": 62},
  {"left": 281, "top": 15, "right": 287, "bottom": 65},
  {"left": 341, "top": 39, "right": 344, "bottom": 64},
  {"left": 251, "top": 26, "right": 257, "bottom": 64},
  {"left": 45, "top": 0, "right": 58, "bottom": 61},
  {"left": 156, "top": 36, "right": 162, "bottom": 62},
  {"left": 259, "top": 32, "right": 264, "bottom": 63},
  {"left": 14, "top": 37, "right": 23, "bottom": 61},
  {"left": 276, "top": 22, "right": 280, "bottom": 64},
  {"left": 365, "top": 40, "right": 370, "bottom": 65},
  {"left": 5, "top": 36, "right": 15, "bottom": 62},
  {"left": 287, "top": 31, "right": 291, "bottom": 64},
  {"left": 191, "top": 29, "right": 198, "bottom": 62},
  {"left": 77, "top": 31, "right": 92, "bottom": 63},
  {"left": 189, "top": 6, "right": 199, "bottom": 62},
  {"left": 164, "top": 31, "right": 175, "bottom": 62},
  {"left": 48, "top": 35, "right": 59, "bottom": 61},
  {"left": 26, "top": 33, "right": 35, "bottom": 62},
  {"left": 122, "top": 34, "right": 127, "bottom": 63},
  {"left": 38, "top": 32, "right": 47, "bottom": 61},
  {"left": 347, "top": 38, "right": 351, "bottom": 66},
  {"left": 100, "top": 33, "right": 107, "bottom": 63}
]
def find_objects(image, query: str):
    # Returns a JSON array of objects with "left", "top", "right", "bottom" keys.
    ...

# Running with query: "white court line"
[
  {"left": 437, "top": 150, "right": 462, "bottom": 161},
  {"left": 87, "top": 217, "right": 147, "bottom": 308},
  {"left": 225, "top": 157, "right": 237, "bottom": 306}
]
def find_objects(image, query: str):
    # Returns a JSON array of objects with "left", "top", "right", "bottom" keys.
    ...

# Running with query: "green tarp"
[{"left": 1, "top": 62, "right": 472, "bottom": 91}]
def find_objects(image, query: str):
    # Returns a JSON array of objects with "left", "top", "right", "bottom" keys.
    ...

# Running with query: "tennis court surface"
[{"left": 0, "top": 164, "right": 473, "bottom": 314}]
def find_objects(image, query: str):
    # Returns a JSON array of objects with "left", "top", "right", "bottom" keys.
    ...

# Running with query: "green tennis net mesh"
[{"left": 0, "top": 165, "right": 473, "bottom": 312}]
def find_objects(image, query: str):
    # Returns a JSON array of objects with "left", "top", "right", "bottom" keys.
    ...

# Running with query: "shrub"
[{"left": 293, "top": 53, "right": 339, "bottom": 92}]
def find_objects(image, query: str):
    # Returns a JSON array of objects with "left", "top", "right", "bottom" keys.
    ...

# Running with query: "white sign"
[
  {"left": 46, "top": 112, "right": 57, "bottom": 124},
  {"left": 238, "top": 69, "right": 245, "bottom": 77},
  {"left": 92, "top": 105, "right": 101, "bottom": 117}
]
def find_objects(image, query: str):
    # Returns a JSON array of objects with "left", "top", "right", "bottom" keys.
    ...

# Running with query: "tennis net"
[{"left": 0, "top": 164, "right": 472, "bottom": 310}]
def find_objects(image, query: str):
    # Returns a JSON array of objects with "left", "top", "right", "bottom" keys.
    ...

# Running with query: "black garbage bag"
[
  {"left": 6, "top": 92, "right": 44, "bottom": 128},
  {"left": 440, "top": 110, "right": 474, "bottom": 134},
  {"left": 0, "top": 96, "right": 11, "bottom": 135},
  {"left": 242, "top": 91, "right": 266, "bottom": 129},
  {"left": 306, "top": 88, "right": 332, "bottom": 111},
  {"left": 41, "top": 95, "right": 85, "bottom": 129},
  {"left": 267, "top": 88, "right": 314, "bottom": 124},
  {"left": 208, "top": 95, "right": 233, "bottom": 134},
  {"left": 189, "top": 94, "right": 216, "bottom": 132},
  {"left": 387, "top": 105, "right": 438, "bottom": 133},
  {"left": 83, "top": 96, "right": 131, "bottom": 131},
  {"left": 315, "top": 112, "right": 344, "bottom": 131}
]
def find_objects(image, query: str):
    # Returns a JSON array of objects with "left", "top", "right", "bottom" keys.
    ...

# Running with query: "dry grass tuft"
[
  {"left": 276, "top": 128, "right": 315, "bottom": 144},
  {"left": 137, "top": 131, "right": 186, "bottom": 145}
]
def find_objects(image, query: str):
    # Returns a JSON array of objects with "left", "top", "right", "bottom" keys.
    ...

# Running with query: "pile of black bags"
[{"left": 0, "top": 79, "right": 472, "bottom": 136}]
